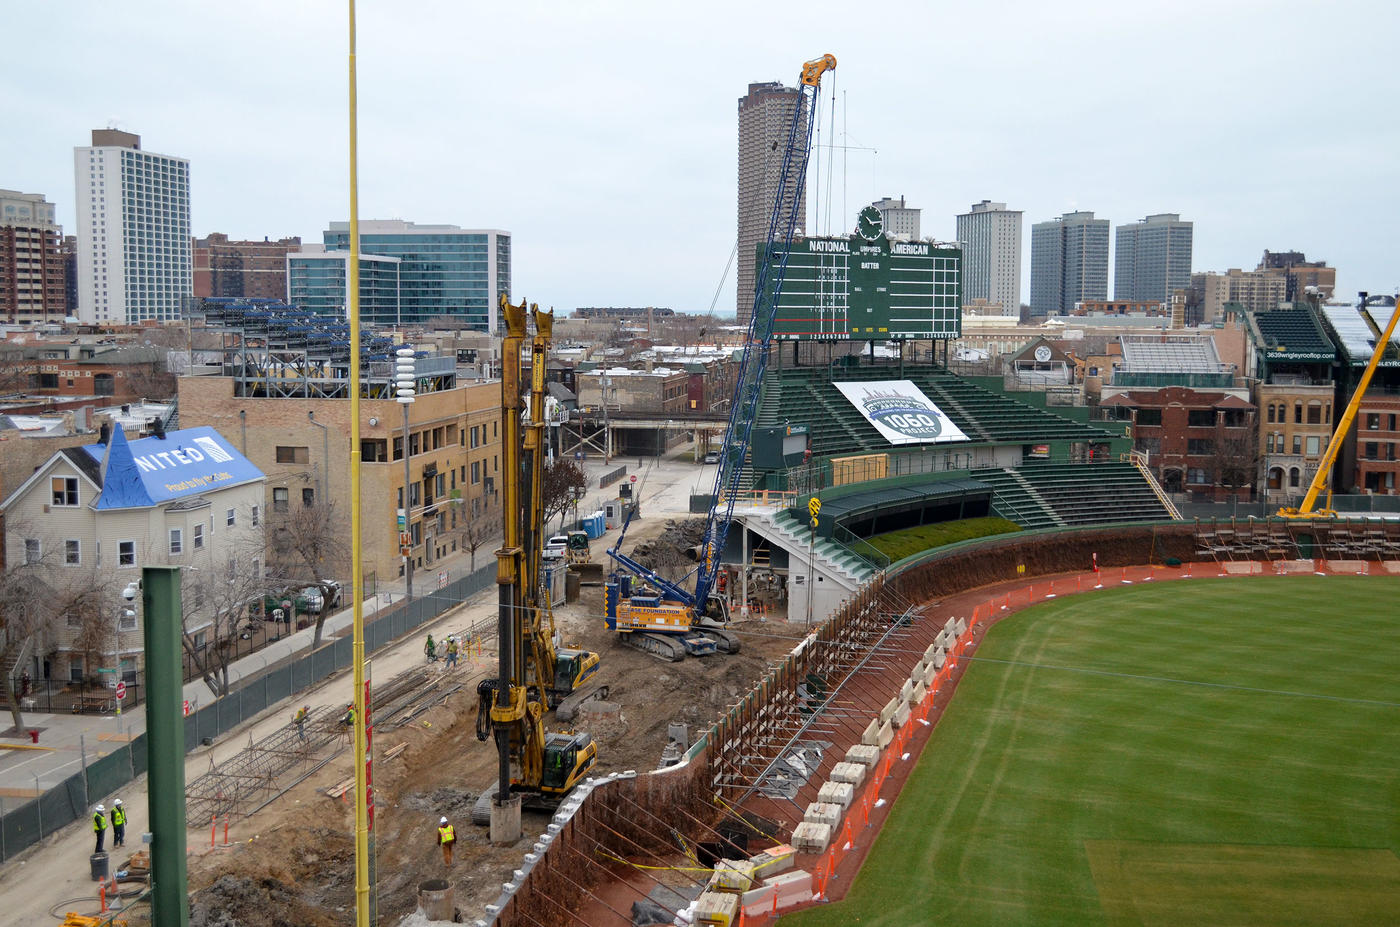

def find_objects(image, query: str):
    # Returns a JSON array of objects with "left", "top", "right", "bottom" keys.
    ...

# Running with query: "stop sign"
[
  {"left": 630, "top": 475, "right": 637, "bottom": 483},
  {"left": 115, "top": 681, "right": 127, "bottom": 701}
]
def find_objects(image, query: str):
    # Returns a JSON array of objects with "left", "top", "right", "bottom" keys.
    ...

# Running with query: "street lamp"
[
  {"left": 395, "top": 346, "right": 417, "bottom": 601},
  {"left": 118, "top": 581, "right": 139, "bottom": 716}
]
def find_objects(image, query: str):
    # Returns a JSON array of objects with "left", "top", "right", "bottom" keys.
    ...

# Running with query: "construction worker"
[
  {"left": 445, "top": 637, "right": 459, "bottom": 669},
  {"left": 293, "top": 705, "right": 309, "bottom": 742},
  {"left": 110, "top": 798, "right": 127, "bottom": 848},
  {"left": 424, "top": 634, "right": 437, "bottom": 663},
  {"left": 437, "top": 815, "right": 455, "bottom": 866},
  {"left": 92, "top": 804, "right": 109, "bottom": 854}
]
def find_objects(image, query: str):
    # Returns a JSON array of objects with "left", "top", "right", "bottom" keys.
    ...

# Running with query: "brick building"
[
  {"left": 1352, "top": 396, "right": 1400, "bottom": 493},
  {"left": 193, "top": 233, "right": 302, "bottom": 300},
  {"left": 178, "top": 372, "right": 501, "bottom": 589},
  {"left": 0, "top": 189, "right": 67, "bottom": 325}
]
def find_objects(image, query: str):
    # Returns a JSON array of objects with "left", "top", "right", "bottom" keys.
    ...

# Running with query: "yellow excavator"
[
  {"left": 475, "top": 295, "right": 602, "bottom": 825},
  {"left": 1278, "top": 300, "right": 1400, "bottom": 519}
]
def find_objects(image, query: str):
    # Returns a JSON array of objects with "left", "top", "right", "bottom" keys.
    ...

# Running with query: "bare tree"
[
  {"left": 180, "top": 544, "right": 272, "bottom": 697},
  {"left": 122, "top": 357, "right": 177, "bottom": 401},
  {"left": 542, "top": 459, "right": 587, "bottom": 531},
  {"left": 266, "top": 499, "right": 349, "bottom": 649},
  {"left": 460, "top": 513, "right": 502, "bottom": 573},
  {"left": 1212, "top": 424, "right": 1259, "bottom": 498},
  {"left": 0, "top": 537, "right": 60, "bottom": 730}
]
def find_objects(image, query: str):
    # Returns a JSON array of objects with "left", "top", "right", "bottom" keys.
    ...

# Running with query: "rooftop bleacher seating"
[
  {"left": 1254, "top": 307, "right": 1336, "bottom": 358},
  {"left": 1119, "top": 336, "right": 1223, "bottom": 373}
]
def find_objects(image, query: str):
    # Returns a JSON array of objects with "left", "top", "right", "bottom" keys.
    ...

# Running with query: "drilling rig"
[
  {"left": 476, "top": 295, "right": 601, "bottom": 838},
  {"left": 604, "top": 53, "right": 838, "bottom": 661}
]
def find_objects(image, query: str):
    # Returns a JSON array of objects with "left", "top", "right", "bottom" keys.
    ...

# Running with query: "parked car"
[
  {"left": 703, "top": 451, "right": 720, "bottom": 465},
  {"left": 543, "top": 535, "right": 569, "bottom": 561}
]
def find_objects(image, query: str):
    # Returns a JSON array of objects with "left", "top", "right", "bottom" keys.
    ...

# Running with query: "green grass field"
[{"left": 781, "top": 576, "right": 1400, "bottom": 926}]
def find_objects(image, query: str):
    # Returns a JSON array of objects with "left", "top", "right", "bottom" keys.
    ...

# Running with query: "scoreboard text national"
[{"left": 761, "top": 205, "right": 962, "bottom": 341}]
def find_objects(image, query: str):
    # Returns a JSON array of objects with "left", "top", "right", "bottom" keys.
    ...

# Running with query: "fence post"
[
  {"left": 34, "top": 775, "right": 42, "bottom": 838},
  {"left": 80, "top": 734, "right": 89, "bottom": 810}
]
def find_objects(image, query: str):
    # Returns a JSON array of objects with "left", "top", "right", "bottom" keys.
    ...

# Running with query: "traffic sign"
[
  {"left": 115, "top": 681, "right": 127, "bottom": 701},
  {"left": 630, "top": 475, "right": 637, "bottom": 483}
]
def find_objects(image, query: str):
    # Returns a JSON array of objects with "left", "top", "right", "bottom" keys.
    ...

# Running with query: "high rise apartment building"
[
  {"left": 73, "top": 130, "right": 192, "bottom": 325},
  {"left": 737, "top": 81, "right": 807, "bottom": 325},
  {"left": 195, "top": 233, "right": 302, "bottom": 299},
  {"left": 286, "top": 247, "right": 402, "bottom": 324},
  {"left": 1114, "top": 213, "right": 1193, "bottom": 304},
  {"left": 956, "top": 200, "right": 1022, "bottom": 313},
  {"left": 289, "top": 220, "right": 508, "bottom": 332},
  {"left": 1029, "top": 210, "right": 1109, "bottom": 316},
  {"left": 0, "top": 189, "right": 67, "bottom": 325},
  {"left": 873, "top": 196, "right": 921, "bottom": 240}
]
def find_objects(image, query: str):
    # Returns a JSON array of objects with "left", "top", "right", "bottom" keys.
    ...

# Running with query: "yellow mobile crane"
[
  {"left": 476, "top": 295, "right": 601, "bottom": 830},
  {"left": 1278, "top": 299, "right": 1400, "bottom": 518}
]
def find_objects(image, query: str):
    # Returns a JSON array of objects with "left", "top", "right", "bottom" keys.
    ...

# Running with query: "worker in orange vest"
[{"left": 437, "top": 815, "right": 456, "bottom": 866}]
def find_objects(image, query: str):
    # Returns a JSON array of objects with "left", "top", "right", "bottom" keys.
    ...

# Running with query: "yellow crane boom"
[{"left": 1278, "top": 302, "right": 1400, "bottom": 518}]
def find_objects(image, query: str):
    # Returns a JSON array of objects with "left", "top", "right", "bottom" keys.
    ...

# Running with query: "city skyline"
[{"left": 4, "top": 2, "right": 1397, "bottom": 316}]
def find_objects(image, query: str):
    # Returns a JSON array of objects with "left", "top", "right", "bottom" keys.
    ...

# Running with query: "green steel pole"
[{"left": 142, "top": 565, "right": 188, "bottom": 927}]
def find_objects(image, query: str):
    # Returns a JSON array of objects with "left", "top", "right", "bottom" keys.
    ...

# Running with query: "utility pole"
[{"left": 141, "top": 566, "right": 187, "bottom": 927}]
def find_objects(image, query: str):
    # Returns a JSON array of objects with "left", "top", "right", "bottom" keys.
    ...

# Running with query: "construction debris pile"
[{"left": 626, "top": 518, "right": 704, "bottom": 583}]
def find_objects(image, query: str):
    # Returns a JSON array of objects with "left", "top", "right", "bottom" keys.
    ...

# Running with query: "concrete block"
[
  {"left": 710, "top": 859, "right": 756, "bottom": 893},
  {"left": 930, "top": 649, "right": 946, "bottom": 670},
  {"left": 923, "top": 642, "right": 941, "bottom": 663},
  {"left": 791, "top": 821, "right": 832, "bottom": 853},
  {"left": 817, "top": 780, "right": 854, "bottom": 809},
  {"left": 923, "top": 661, "right": 939, "bottom": 687},
  {"left": 891, "top": 701, "right": 910, "bottom": 728},
  {"left": 748, "top": 844, "right": 796, "bottom": 880},
  {"left": 764, "top": 869, "right": 814, "bottom": 910},
  {"left": 740, "top": 881, "right": 777, "bottom": 916},
  {"left": 899, "top": 679, "right": 914, "bottom": 703},
  {"left": 880, "top": 696, "right": 900, "bottom": 724},
  {"left": 954, "top": 617, "right": 967, "bottom": 637},
  {"left": 877, "top": 720, "right": 894, "bottom": 748},
  {"left": 943, "top": 617, "right": 958, "bottom": 639},
  {"left": 844, "top": 744, "right": 880, "bottom": 768},
  {"left": 909, "top": 681, "right": 926, "bottom": 705},
  {"left": 861, "top": 717, "right": 882, "bottom": 746},
  {"left": 829, "top": 761, "right": 867, "bottom": 787},
  {"left": 694, "top": 890, "right": 740, "bottom": 926},
  {"left": 803, "top": 801, "right": 841, "bottom": 828}
]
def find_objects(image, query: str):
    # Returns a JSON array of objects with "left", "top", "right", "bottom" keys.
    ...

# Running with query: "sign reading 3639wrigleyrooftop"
[
  {"left": 759, "top": 206, "right": 962, "bottom": 341},
  {"left": 833, "top": 380, "right": 969, "bottom": 446}
]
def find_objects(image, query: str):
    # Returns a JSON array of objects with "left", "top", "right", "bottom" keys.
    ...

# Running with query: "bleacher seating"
[
  {"left": 756, "top": 364, "right": 1118, "bottom": 459},
  {"left": 1253, "top": 307, "right": 1336, "bottom": 358},
  {"left": 1119, "top": 336, "right": 1223, "bottom": 373}
]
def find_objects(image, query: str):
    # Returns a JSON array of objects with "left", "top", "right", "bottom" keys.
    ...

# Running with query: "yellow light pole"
[{"left": 347, "top": 1, "right": 373, "bottom": 924}]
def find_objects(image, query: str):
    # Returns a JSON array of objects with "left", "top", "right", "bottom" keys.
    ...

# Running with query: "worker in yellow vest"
[
  {"left": 92, "top": 804, "right": 109, "bottom": 854},
  {"left": 437, "top": 815, "right": 456, "bottom": 866},
  {"left": 110, "top": 798, "right": 127, "bottom": 848}
]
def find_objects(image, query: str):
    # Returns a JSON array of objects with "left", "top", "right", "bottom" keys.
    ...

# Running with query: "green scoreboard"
[{"left": 761, "top": 205, "right": 962, "bottom": 341}]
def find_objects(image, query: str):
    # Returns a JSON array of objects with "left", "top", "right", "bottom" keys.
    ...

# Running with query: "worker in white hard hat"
[
  {"left": 93, "top": 804, "right": 109, "bottom": 854},
  {"left": 110, "top": 798, "right": 127, "bottom": 848},
  {"left": 437, "top": 815, "right": 456, "bottom": 866}
]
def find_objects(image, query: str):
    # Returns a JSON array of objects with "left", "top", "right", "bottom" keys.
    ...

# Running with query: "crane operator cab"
[
  {"left": 541, "top": 731, "right": 597, "bottom": 794},
  {"left": 549, "top": 648, "right": 601, "bottom": 708}
]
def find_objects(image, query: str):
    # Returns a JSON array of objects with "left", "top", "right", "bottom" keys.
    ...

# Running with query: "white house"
[{"left": 1, "top": 425, "right": 265, "bottom": 687}]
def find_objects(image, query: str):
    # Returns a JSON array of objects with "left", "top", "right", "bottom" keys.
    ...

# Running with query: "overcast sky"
[{"left": 5, "top": 1, "right": 1397, "bottom": 315}]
